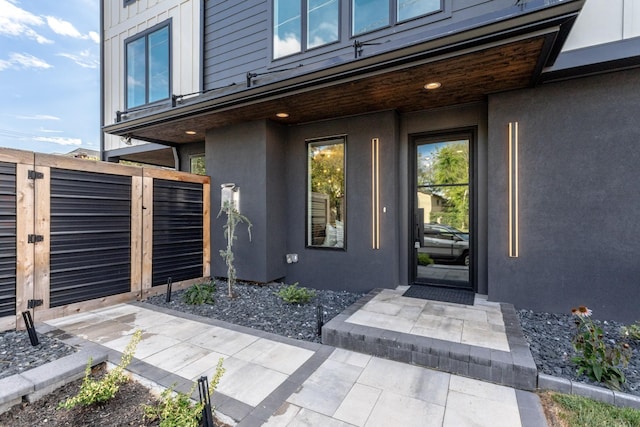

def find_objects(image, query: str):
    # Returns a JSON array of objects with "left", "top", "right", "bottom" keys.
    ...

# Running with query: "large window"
[
  {"left": 353, "top": 0, "right": 441, "bottom": 35},
  {"left": 307, "top": 137, "right": 346, "bottom": 248},
  {"left": 126, "top": 22, "right": 170, "bottom": 109},
  {"left": 273, "top": 0, "right": 339, "bottom": 59}
]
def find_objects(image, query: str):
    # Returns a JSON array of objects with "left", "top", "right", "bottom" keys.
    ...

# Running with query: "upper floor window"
[
  {"left": 126, "top": 22, "right": 171, "bottom": 109},
  {"left": 353, "top": 0, "right": 442, "bottom": 36},
  {"left": 274, "top": 0, "right": 339, "bottom": 59}
]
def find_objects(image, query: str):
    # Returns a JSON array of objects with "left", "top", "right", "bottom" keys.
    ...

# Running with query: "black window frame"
[
  {"left": 124, "top": 19, "right": 172, "bottom": 110},
  {"left": 351, "top": 0, "right": 444, "bottom": 37},
  {"left": 123, "top": 0, "right": 137, "bottom": 6},
  {"left": 272, "top": 0, "right": 342, "bottom": 60},
  {"left": 306, "top": 135, "right": 347, "bottom": 250}
]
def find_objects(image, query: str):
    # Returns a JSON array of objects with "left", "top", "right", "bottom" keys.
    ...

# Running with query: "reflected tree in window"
[
  {"left": 308, "top": 139, "right": 345, "bottom": 248},
  {"left": 419, "top": 141, "right": 468, "bottom": 231},
  {"left": 190, "top": 155, "right": 206, "bottom": 175}
]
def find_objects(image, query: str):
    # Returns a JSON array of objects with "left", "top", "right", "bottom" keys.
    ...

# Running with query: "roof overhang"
[
  {"left": 106, "top": 143, "right": 177, "bottom": 168},
  {"left": 104, "top": 0, "right": 585, "bottom": 146}
]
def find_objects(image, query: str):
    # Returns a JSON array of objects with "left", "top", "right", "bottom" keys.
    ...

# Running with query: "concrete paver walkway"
[{"left": 43, "top": 289, "right": 547, "bottom": 426}]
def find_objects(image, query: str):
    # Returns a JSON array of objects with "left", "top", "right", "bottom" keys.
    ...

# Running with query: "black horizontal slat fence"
[
  {"left": 152, "top": 179, "right": 204, "bottom": 285},
  {"left": 0, "top": 162, "right": 16, "bottom": 318},
  {"left": 49, "top": 169, "right": 132, "bottom": 307}
]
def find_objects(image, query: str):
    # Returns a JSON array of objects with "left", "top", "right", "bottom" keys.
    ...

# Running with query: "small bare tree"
[{"left": 218, "top": 200, "right": 252, "bottom": 297}]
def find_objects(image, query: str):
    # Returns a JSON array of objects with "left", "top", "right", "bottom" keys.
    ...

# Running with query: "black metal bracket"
[
  {"left": 28, "top": 170, "right": 44, "bottom": 180},
  {"left": 28, "top": 299, "right": 43, "bottom": 309},
  {"left": 353, "top": 40, "right": 382, "bottom": 58},
  {"left": 28, "top": 234, "right": 44, "bottom": 244}
]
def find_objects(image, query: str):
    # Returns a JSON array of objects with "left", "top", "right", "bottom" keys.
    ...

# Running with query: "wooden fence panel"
[{"left": 1, "top": 149, "right": 211, "bottom": 330}]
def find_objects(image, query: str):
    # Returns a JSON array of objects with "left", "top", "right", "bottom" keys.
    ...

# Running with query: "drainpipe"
[
  {"left": 172, "top": 146, "right": 180, "bottom": 171},
  {"left": 99, "top": 0, "right": 105, "bottom": 161}
]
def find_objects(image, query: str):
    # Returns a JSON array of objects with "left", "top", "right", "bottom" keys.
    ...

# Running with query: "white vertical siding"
[
  {"left": 563, "top": 0, "right": 640, "bottom": 51},
  {"left": 103, "top": 0, "right": 200, "bottom": 151}
]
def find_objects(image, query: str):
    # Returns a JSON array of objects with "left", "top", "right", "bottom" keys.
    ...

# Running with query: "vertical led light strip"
[
  {"left": 371, "top": 138, "right": 380, "bottom": 249},
  {"left": 508, "top": 122, "right": 519, "bottom": 257}
]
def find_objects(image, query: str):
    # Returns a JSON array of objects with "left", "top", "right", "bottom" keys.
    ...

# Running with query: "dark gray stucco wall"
[
  {"left": 487, "top": 68, "right": 640, "bottom": 323},
  {"left": 178, "top": 142, "right": 205, "bottom": 172},
  {"left": 207, "top": 120, "right": 287, "bottom": 283},
  {"left": 284, "top": 111, "right": 401, "bottom": 293}
]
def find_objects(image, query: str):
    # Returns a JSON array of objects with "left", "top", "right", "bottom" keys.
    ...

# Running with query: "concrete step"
[{"left": 321, "top": 289, "right": 538, "bottom": 391}]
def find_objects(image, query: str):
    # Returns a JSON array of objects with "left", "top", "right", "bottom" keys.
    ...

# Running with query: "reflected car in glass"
[{"left": 421, "top": 223, "right": 469, "bottom": 266}]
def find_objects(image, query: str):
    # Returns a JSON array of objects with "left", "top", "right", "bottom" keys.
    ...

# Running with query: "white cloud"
[
  {"left": 45, "top": 16, "right": 83, "bottom": 38},
  {"left": 39, "top": 128, "right": 64, "bottom": 133},
  {"left": 57, "top": 49, "right": 99, "bottom": 69},
  {"left": 0, "top": 52, "right": 52, "bottom": 71},
  {"left": 16, "top": 114, "right": 60, "bottom": 120},
  {"left": 46, "top": 16, "right": 99, "bottom": 43},
  {"left": 273, "top": 34, "right": 301, "bottom": 59},
  {"left": 0, "top": 0, "right": 52, "bottom": 44},
  {"left": 88, "top": 31, "right": 100, "bottom": 44},
  {"left": 34, "top": 136, "right": 81, "bottom": 146}
]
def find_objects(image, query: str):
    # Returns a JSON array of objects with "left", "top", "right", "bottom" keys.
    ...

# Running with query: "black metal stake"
[
  {"left": 198, "top": 376, "right": 214, "bottom": 427},
  {"left": 21, "top": 311, "right": 40, "bottom": 346},
  {"left": 316, "top": 304, "right": 324, "bottom": 337},
  {"left": 165, "top": 277, "right": 173, "bottom": 303}
]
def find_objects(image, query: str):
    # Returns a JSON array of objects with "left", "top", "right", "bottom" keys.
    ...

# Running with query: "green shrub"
[
  {"left": 58, "top": 330, "right": 142, "bottom": 409},
  {"left": 417, "top": 253, "right": 434, "bottom": 266},
  {"left": 183, "top": 281, "right": 216, "bottom": 305},
  {"left": 621, "top": 321, "right": 640, "bottom": 341},
  {"left": 570, "top": 306, "right": 632, "bottom": 391},
  {"left": 144, "top": 358, "right": 225, "bottom": 427},
  {"left": 277, "top": 282, "right": 316, "bottom": 304}
]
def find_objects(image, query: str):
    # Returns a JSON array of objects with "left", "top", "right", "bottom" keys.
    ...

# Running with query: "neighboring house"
[
  {"left": 60, "top": 148, "right": 100, "bottom": 160},
  {"left": 100, "top": 0, "right": 640, "bottom": 323}
]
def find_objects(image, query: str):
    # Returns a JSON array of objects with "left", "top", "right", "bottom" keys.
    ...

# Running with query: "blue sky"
[{"left": 0, "top": 0, "right": 100, "bottom": 155}]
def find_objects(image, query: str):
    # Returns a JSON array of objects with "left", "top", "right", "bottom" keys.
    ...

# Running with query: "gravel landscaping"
[
  {"left": 144, "top": 280, "right": 364, "bottom": 343},
  {"left": 0, "top": 328, "right": 76, "bottom": 381},
  {"left": 0, "top": 282, "right": 638, "bottom": 401},
  {"left": 517, "top": 309, "right": 640, "bottom": 396}
]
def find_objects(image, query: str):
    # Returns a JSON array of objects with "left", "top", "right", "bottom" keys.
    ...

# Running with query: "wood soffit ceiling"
[{"left": 122, "top": 36, "right": 546, "bottom": 145}]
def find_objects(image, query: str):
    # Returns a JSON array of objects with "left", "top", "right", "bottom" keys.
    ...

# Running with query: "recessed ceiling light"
[
  {"left": 276, "top": 112, "right": 289, "bottom": 118},
  {"left": 424, "top": 82, "right": 441, "bottom": 90},
  {"left": 185, "top": 130, "right": 197, "bottom": 135}
]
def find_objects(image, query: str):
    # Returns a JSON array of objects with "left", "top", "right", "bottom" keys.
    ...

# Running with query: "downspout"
[
  {"left": 172, "top": 147, "right": 180, "bottom": 171},
  {"left": 200, "top": 0, "right": 205, "bottom": 92},
  {"left": 99, "top": 0, "right": 105, "bottom": 161}
]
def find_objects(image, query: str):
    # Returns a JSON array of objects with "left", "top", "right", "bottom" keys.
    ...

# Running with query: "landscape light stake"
[
  {"left": 21, "top": 311, "right": 39, "bottom": 346},
  {"left": 198, "top": 376, "right": 214, "bottom": 427},
  {"left": 316, "top": 304, "right": 324, "bottom": 337},
  {"left": 165, "top": 277, "right": 173, "bottom": 303}
]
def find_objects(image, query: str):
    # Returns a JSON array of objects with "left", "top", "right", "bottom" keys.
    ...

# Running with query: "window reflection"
[
  {"left": 274, "top": 0, "right": 302, "bottom": 58},
  {"left": 307, "top": 0, "right": 339, "bottom": 49},
  {"left": 148, "top": 26, "right": 169, "bottom": 103},
  {"left": 352, "top": 0, "right": 389, "bottom": 35},
  {"left": 126, "top": 24, "right": 170, "bottom": 109},
  {"left": 308, "top": 138, "right": 345, "bottom": 248},
  {"left": 397, "top": 0, "right": 441, "bottom": 22}
]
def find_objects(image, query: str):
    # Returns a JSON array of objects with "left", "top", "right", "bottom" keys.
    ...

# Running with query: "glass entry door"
[{"left": 414, "top": 135, "right": 471, "bottom": 289}]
